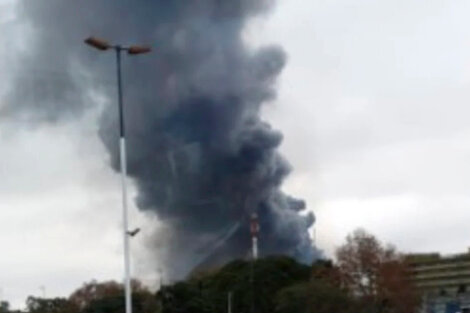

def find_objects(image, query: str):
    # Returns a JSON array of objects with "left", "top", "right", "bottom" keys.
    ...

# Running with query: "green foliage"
[
  {"left": 159, "top": 282, "right": 211, "bottom": 313},
  {"left": 26, "top": 296, "right": 78, "bottom": 313},
  {"left": 14, "top": 246, "right": 415, "bottom": 313},
  {"left": 69, "top": 280, "right": 158, "bottom": 313},
  {"left": 82, "top": 291, "right": 157, "bottom": 313},
  {"left": 83, "top": 296, "right": 123, "bottom": 313},
  {"left": 158, "top": 256, "right": 312, "bottom": 313},
  {"left": 275, "top": 282, "right": 359, "bottom": 313},
  {"left": 0, "top": 301, "right": 9, "bottom": 313},
  {"left": 22, "top": 281, "right": 158, "bottom": 313},
  {"left": 274, "top": 283, "right": 310, "bottom": 313}
]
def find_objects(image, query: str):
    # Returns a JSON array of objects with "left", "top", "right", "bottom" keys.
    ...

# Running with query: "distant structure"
[
  {"left": 249, "top": 213, "right": 259, "bottom": 313},
  {"left": 408, "top": 250, "right": 470, "bottom": 313},
  {"left": 250, "top": 213, "right": 259, "bottom": 260}
]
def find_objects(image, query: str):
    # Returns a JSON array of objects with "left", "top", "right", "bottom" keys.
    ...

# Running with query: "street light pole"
[
  {"left": 85, "top": 37, "right": 151, "bottom": 313},
  {"left": 115, "top": 45, "right": 132, "bottom": 313}
]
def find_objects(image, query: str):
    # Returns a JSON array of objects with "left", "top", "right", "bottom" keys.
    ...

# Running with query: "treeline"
[{"left": 1, "top": 229, "right": 420, "bottom": 313}]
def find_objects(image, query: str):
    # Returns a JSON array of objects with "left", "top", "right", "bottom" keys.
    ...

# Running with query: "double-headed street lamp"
[{"left": 84, "top": 37, "right": 151, "bottom": 313}]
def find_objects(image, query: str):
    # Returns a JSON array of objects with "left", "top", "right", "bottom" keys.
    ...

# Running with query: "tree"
[
  {"left": 69, "top": 280, "right": 157, "bottom": 313},
  {"left": 69, "top": 280, "right": 122, "bottom": 310},
  {"left": 274, "top": 283, "right": 310, "bottom": 313},
  {"left": 272, "top": 259, "right": 362, "bottom": 313},
  {"left": 26, "top": 296, "right": 78, "bottom": 313},
  {"left": 310, "top": 259, "right": 342, "bottom": 288},
  {"left": 157, "top": 256, "right": 311, "bottom": 313},
  {"left": 275, "top": 281, "right": 359, "bottom": 313},
  {"left": 336, "top": 229, "right": 419, "bottom": 313},
  {"left": 0, "top": 301, "right": 10, "bottom": 313}
]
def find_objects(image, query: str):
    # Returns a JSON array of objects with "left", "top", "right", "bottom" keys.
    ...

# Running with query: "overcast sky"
[{"left": 2, "top": 0, "right": 470, "bottom": 308}]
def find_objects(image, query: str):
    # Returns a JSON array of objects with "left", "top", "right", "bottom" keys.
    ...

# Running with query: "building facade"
[{"left": 408, "top": 251, "right": 470, "bottom": 313}]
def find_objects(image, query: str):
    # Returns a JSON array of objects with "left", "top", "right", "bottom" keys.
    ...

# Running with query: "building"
[{"left": 408, "top": 251, "right": 470, "bottom": 313}]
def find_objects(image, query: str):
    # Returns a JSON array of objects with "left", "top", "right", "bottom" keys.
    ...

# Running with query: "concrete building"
[{"left": 408, "top": 251, "right": 470, "bottom": 313}]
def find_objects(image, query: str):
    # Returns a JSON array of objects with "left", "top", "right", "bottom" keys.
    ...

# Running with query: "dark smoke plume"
[{"left": 3, "top": 1, "right": 317, "bottom": 278}]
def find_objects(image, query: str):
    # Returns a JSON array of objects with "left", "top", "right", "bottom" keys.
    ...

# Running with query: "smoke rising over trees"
[{"left": 3, "top": 1, "right": 317, "bottom": 277}]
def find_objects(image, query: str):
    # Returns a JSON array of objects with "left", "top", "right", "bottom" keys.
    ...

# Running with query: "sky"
[{"left": 2, "top": 0, "right": 470, "bottom": 308}]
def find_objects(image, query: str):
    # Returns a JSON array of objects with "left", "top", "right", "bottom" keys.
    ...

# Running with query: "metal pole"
[
  {"left": 116, "top": 46, "right": 132, "bottom": 313},
  {"left": 228, "top": 291, "right": 232, "bottom": 313}
]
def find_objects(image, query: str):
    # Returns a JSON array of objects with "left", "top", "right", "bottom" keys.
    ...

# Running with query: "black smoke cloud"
[{"left": 4, "top": 1, "right": 317, "bottom": 278}]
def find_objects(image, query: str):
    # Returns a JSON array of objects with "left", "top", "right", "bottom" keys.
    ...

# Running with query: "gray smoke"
[{"left": 3, "top": 1, "right": 317, "bottom": 278}]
